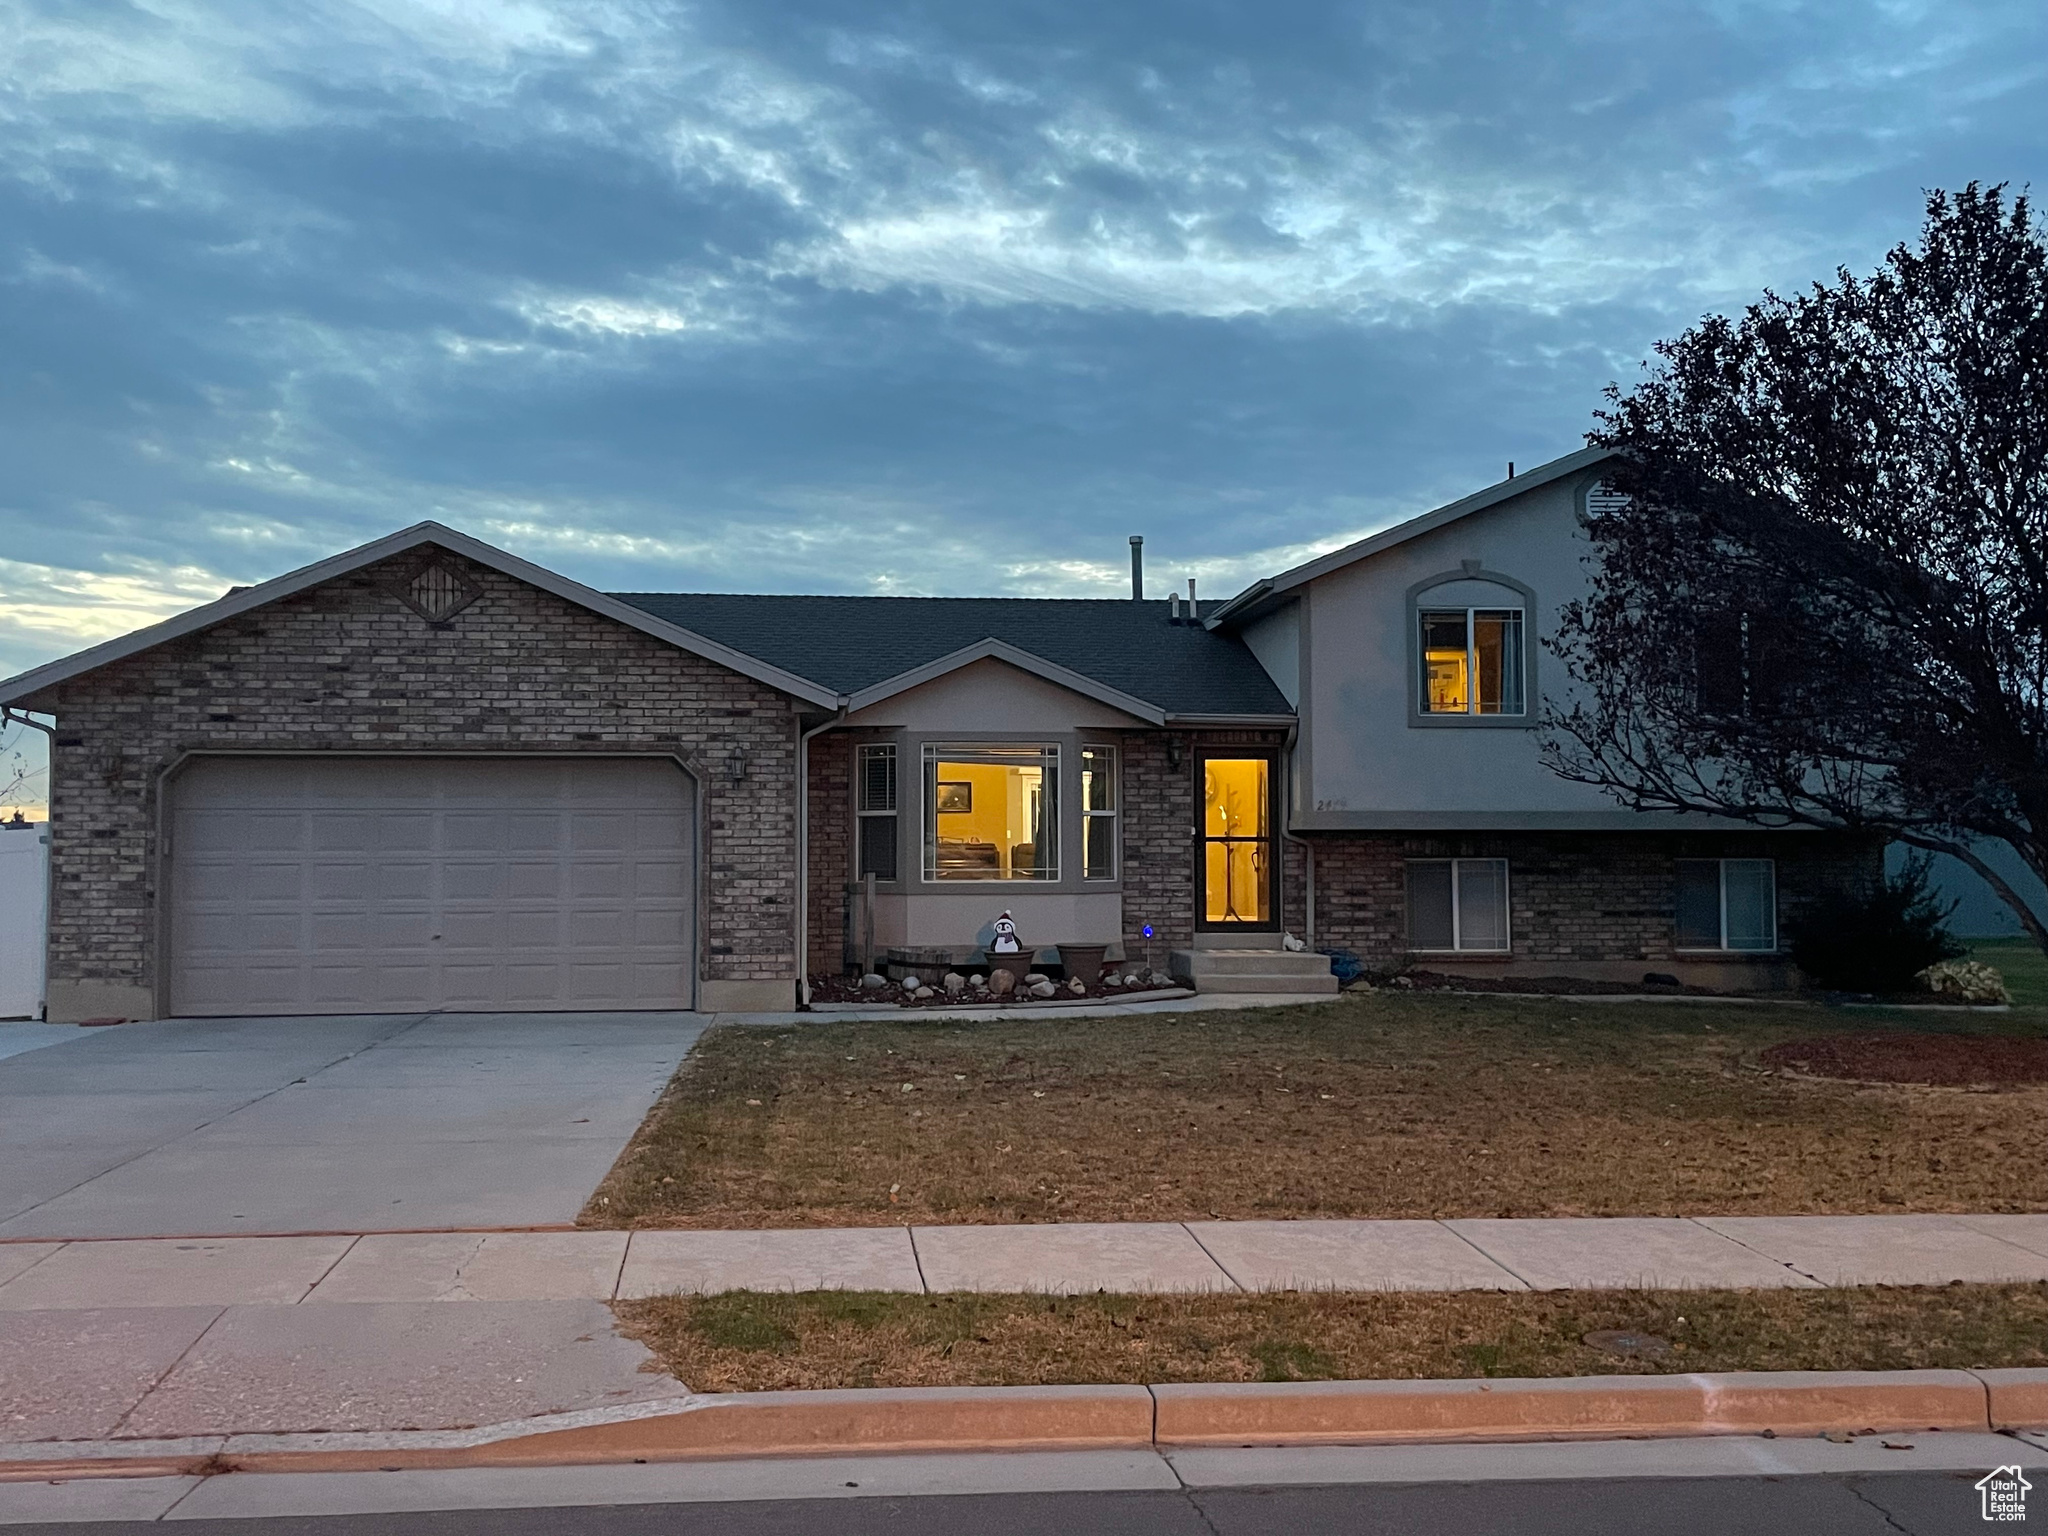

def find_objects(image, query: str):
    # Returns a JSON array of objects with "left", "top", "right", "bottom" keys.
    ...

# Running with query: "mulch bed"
[
  {"left": 1761, "top": 1032, "right": 2048, "bottom": 1087},
  {"left": 806, "top": 971, "right": 1177, "bottom": 1009}
]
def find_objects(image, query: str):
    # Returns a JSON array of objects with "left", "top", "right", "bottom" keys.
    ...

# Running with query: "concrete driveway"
[{"left": 0, "top": 1012, "right": 705, "bottom": 1239}]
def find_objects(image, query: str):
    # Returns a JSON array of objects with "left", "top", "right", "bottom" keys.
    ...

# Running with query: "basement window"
[
  {"left": 1406, "top": 858, "right": 1510, "bottom": 952},
  {"left": 1675, "top": 859, "right": 1776, "bottom": 951}
]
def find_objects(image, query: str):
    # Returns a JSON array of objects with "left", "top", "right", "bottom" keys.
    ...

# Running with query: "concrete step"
[{"left": 1169, "top": 949, "right": 1339, "bottom": 994}]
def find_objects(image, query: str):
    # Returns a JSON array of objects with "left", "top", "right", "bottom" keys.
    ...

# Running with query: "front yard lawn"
[
  {"left": 616, "top": 1282, "right": 2048, "bottom": 1392},
  {"left": 584, "top": 993, "right": 2048, "bottom": 1228}
]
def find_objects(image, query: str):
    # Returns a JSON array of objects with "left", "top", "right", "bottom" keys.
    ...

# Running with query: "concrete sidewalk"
[
  {"left": 6, "top": 1213, "right": 2048, "bottom": 1456},
  {"left": 6, "top": 1213, "right": 2048, "bottom": 1309}
]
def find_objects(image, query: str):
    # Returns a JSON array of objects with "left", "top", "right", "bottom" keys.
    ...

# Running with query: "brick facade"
[
  {"left": 805, "top": 728, "right": 853, "bottom": 976},
  {"left": 1304, "top": 828, "right": 1884, "bottom": 981},
  {"left": 26, "top": 547, "right": 804, "bottom": 1018},
  {"left": 1118, "top": 728, "right": 1302, "bottom": 955}
]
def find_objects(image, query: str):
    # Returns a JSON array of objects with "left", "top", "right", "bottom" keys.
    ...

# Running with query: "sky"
[{"left": 1, "top": 0, "right": 2043, "bottom": 816}]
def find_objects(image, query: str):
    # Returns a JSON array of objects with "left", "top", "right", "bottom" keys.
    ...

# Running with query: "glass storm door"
[{"left": 1199, "top": 756, "right": 1274, "bottom": 928}]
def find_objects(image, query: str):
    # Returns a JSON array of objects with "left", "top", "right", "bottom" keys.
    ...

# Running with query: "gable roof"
[
  {"left": 0, "top": 523, "right": 1293, "bottom": 723},
  {"left": 609, "top": 593, "right": 1292, "bottom": 721},
  {"left": 0, "top": 522, "right": 841, "bottom": 711},
  {"left": 1207, "top": 445, "right": 1615, "bottom": 627}
]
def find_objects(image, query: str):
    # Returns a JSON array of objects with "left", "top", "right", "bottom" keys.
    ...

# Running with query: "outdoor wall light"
[{"left": 1166, "top": 736, "right": 1184, "bottom": 771}]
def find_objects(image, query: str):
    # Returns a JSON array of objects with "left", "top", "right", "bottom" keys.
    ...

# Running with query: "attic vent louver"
[
  {"left": 1582, "top": 480, "right": 1631, "bottom": 524},
  {"left": 394, "top": 557, "right": 481, "bottom": 625}
]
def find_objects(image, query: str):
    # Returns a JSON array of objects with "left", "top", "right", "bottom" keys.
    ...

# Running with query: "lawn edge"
[{"left": 6, "top": 1369, "right": 2042, "bottom": 1479}]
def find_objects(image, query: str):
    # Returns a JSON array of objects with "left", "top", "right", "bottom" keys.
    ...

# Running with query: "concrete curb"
[{"left": 5, "top": 1369, "right": 2042, "bottom": 1480}]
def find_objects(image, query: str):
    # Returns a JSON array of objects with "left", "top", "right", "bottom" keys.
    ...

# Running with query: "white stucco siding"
[
  {"left": 1237, "top": 603, "right": 1300, "bottom": 708},
  {"left": 1298, "top": 472, "right": 1673, "bottom": 826}
]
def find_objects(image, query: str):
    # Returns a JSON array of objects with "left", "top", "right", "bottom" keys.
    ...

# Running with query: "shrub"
[{"left": 1787, "top": 855, "right": 1964, "bottom": 993}]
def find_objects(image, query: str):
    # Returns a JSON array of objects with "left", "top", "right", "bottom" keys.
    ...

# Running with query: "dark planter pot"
[
  {"left": 981, "top": 949, "right": 1034, "bottom": 981},
  {"left": 1055, "top": 943, "right": 1110, "bottom": 983}
]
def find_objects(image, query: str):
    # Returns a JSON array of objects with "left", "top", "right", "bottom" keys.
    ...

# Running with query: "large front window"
[
  {"left": 923, "top": 744, "right": 1058, "bottom": 881},
  {"left": 1420, "top": 608, "right": 1525, "bottom": 714}
]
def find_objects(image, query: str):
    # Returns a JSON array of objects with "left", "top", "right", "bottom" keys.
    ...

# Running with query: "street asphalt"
[{"left": 0, "top": 1473, "right": 2004, "bottom": 1533}]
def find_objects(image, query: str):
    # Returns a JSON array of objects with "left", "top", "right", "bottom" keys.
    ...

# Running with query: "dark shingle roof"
[{"left": 607, "top": 594, "right": 1292, "bottom": 719}]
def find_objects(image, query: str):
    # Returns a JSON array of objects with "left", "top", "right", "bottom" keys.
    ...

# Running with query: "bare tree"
[{"left": 1544, "top": 184, "right": 2048, "bottom": 952}]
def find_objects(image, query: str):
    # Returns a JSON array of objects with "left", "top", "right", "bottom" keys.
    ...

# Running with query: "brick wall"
[
  {"left": 27, "top": 548, "right": 804, "bottom": 1011},
  {"left": 1120, "top": 728, "right": 1298, "bottom": 954},
  {"left": 1305, "top": 828, "right": 1883, "bottom": 974},
  {"left": 805, "top": 728, "right": 852, "bottom": 975}
]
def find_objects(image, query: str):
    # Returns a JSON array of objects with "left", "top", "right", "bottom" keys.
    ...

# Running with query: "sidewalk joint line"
[
  {"left": 298, "top": 1232, "right": 363, "bottom": 1303},
  {"left": 0, "top": 1239, "right": 70, "bottom": 1296},
  {"left": 1683, "top": 1216, "right": 1828, "bottom": 1287},
  {"left": 1177, "top": 1222, "right": 1246, "bottom": 1293},
  {"left": 1435, "top": 1219, "right": 1537, "bottom": 1289},
  {"left": 105, "top": 1304, "right": 229, "bottom": 1440},
  {"left": 906, "top": 1225, "right": 931, "bottom": 1294},
  {"left": 1955, "top": 1216, "right": 2048, "bottom": 1265}
]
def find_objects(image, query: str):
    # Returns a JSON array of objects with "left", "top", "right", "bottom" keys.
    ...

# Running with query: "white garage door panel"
[{"left": 170, "top": 757, "right": 696, "bottom": 1016}]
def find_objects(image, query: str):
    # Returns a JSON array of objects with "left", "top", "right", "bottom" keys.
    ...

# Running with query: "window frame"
[
  {"left": 1405, "top": 568, "right": 1539, "bottom": 729},
  {"left": 1405, "top": 857, "right": 1512, "bottom": 953},
  {"left": 1674, "top": 858, "right": 1778, "bottom": 952},
  {"left": 919, "top": 741, "right": 1061, "bottom": 884},
  {"left": 853, "top": 743, "right": 898, "bottom": 882},
  {"left": 1080, "top": 743, "right": 1118, "bottom": 882}
]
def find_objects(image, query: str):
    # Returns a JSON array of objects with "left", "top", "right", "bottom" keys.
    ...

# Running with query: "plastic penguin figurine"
[{"left": 989, "top": 911, "right": 1022, "bottom": 953}]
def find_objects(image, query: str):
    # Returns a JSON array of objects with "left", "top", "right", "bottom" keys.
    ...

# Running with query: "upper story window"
[
  {"left": 1408, "top": 569, "right": 1536, "bottom": 727},
  {"left": 854, "top": 745, "right": 897, "bottom": 881},
  {"left": 923, "top": 743, "right": 1059, "bottom": 881},
  {"left": 1419, "top": 607, "right": 1525, "bottom": 715}
]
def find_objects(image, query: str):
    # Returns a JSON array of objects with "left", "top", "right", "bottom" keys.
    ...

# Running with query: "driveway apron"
[{"left": 0, "top": 1012, "right": 704, "bottom": 1239}]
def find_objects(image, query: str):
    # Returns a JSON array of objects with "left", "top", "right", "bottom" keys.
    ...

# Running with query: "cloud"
[{"left": 0, "top": 0, "right": 2038, "bottom": 691}]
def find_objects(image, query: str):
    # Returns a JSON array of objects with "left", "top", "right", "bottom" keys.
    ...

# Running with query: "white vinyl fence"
[{"left": 0, "top": 822, "right": 49, "bottom": 1019}]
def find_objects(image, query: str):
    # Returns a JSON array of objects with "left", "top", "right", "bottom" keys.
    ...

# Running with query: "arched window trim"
[{"left": 1404, "top": 564, "right": 1540, "bottom": 730}]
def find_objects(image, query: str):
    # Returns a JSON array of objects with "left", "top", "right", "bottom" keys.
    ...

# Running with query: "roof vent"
[
  {"left": 393, "top": 557, "right": 482, "bottom": 625},
  {"left": 1129, "top": 536, "right": 1144, "bottom": 600}
]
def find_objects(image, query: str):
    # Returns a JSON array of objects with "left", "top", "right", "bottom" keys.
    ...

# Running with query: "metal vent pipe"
[{"left": 1129, "top": 535, "right": 1144, "bottom": 600}]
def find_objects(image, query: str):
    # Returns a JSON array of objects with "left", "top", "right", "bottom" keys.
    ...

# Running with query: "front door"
[{"left": 1197, "top": 754, "right": 1277, "bottom": 931}]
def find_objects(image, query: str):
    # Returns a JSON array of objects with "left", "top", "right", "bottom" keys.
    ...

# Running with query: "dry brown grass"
[
  {"left": 616, "top": 1282, "right": 2048, "bottom": 1393},
  {"left": 583, "top": 992, "right": 2048, "bottom": 1228}
]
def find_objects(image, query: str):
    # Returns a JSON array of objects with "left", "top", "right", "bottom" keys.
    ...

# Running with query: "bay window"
[
  {"left": 854, "top": 744, "right": 897, "bottom": 880},
  {"left": 923, "top": 743, "right": 1058, "bottom": 881},
  {"left": 1081, "top": 745, "right": 1117, "bottom": 880}
]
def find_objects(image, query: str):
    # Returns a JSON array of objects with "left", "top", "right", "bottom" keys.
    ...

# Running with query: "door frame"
[
  {"left": 153, "top": 750, "right": 708, "bottom": 1018},
  {"left": 1193, "top": 747, "right": 1282, "bottom": 935}
]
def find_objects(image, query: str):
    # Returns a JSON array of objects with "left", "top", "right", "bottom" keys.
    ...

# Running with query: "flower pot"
[{"left": 1055, "top": 943, "right": 1110, "bottom": 983}]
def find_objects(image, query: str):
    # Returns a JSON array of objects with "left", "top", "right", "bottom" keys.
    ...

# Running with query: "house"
[{"left": 0, "top": 447, "right": 1878, "bottom": 1021}]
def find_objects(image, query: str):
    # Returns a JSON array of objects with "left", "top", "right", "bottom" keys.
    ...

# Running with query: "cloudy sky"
[{"left": 1, "top": 0, "right": 2042, "bottom": 808}]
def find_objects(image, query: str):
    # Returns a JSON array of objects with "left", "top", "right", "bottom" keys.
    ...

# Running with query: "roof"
[
  {"left": 0, "top": 520, "right": 1292, "bottom": 723},
  {"left": 0, "top": 523, "right": 840, "bottom": 711},
  {"left": 1207, "top": 445, "right": 1616, "bottom": 627},
  {"left": 609, "top": 593, "right": 1293, "bottom": 721}
]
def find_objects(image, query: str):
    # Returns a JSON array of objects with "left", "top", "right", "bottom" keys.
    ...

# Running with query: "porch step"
[{"left": 1169, "top": 948, "right": 1339, "bottom": 995}]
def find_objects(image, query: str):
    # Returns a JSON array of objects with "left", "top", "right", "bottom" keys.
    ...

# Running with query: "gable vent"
[
  {"left": 395, "top": 558, "right": 482, "bottom": 624},
  {"left": 1583, "top": 480, "right": 1631, "bottom": 523}
]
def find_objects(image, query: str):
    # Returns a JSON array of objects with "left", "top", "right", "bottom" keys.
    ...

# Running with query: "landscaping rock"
[
  {"left": 1103, "top": 975, "right": 1122, "bottom": 987},
  {"left": 1024, "top": 972, "right": 1049, "bottom": 986},
  {"left": 859, "top": 973, "right": 889, "bottom": 991},
  {"left": 1067, "top": 978, "right": 1087, "bottom": 995},
  {"left": 970, "top": 974, "right": 989, "bottom": 990},
  {"left": 1121, "top": 973, "right": 1141, "bottom": 987},
  {"left": 913, "top": 986, "right": 934, "bottom": 1000},
  {"left": 942, "top": 972, "right": 966, "bottom": 994},
  {"left": 988, "top": 970, "right": 1016, "bottom": 997},
  {"left": 1028, "top": 980, "right": 1058, "bottom": 999}
]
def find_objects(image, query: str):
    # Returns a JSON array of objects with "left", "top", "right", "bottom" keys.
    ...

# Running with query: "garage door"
[{"left": 169, "top": 757, "right": 695, "bottom": 1016}]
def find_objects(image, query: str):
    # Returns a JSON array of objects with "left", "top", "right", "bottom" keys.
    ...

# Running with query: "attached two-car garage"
[{"left": 167, "top": 756, "right": 696, "bottom": 1016}]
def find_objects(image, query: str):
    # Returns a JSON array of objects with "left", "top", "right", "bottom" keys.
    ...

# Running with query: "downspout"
[
  {"left": 1279, "top": 718, "right": 1314, "bottom": 949},
  {"left": 3, "top": 708, "right": 56, "bottom": 1021},
  {"left": 794, "top": 705, "right": 848, "bottom": 1008}
]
